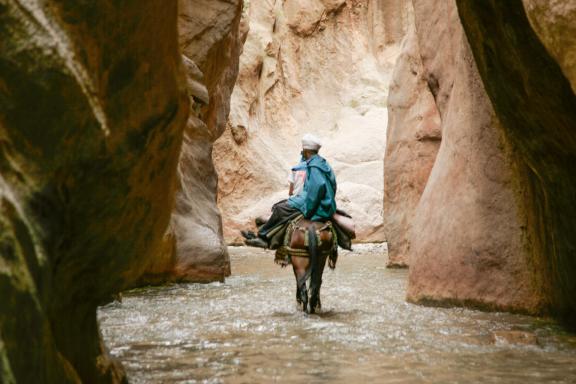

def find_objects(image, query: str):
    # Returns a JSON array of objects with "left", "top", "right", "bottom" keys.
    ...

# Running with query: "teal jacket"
[{"left": 288, "top": 154, "right": 337, "bottom": 221}]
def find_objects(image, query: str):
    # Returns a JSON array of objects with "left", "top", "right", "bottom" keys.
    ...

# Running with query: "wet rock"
[
  {"left": 214, "top": 0, "right": 410, "bottom": 244},
  {"left": 0, "top": 1, "right": 187, "bottom": 382},
  {"left": 491, "top": 330, "right": 539, "bottom": 346}
]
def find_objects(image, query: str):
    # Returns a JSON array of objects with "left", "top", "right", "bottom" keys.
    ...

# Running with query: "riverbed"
[{"left": 98, "top": 244, "right": 576, "bottom": 383}]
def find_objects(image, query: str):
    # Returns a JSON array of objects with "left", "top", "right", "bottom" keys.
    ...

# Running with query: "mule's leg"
[
  {"left": 317, "top": 253, "right": 329, "bottom": 310},
  {"left": 291, "top": 256, "right": 309, "bottom": 312},
  {"left": 309, "top": 253, "right": 328, "bottom": 313},
  {"left": 292, "top": 264, "right": 302, "bottom": 304}
]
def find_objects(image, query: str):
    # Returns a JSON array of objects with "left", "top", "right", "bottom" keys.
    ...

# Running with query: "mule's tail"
[{"left": 308, "top": 224, "right": 321, "bottom": 314}]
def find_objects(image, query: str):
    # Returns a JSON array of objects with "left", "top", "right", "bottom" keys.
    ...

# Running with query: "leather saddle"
[{"left": 288, "top": 218, "right": 334, "bottom": 252}]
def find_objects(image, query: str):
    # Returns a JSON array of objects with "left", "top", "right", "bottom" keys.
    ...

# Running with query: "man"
[{"left": 245, "top": 133, "right": 337, "bottom": 248}]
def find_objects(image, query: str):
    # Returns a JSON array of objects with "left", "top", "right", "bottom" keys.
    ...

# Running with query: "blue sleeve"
[{"left": 304, "top": 167, "right": 326, "bottom": 219}]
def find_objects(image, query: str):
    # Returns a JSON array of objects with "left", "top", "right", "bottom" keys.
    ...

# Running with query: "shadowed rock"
[
  {"left": 0, "top": 1, "right": 187, "bottom": 382},
  {"left": 456, "top": 0, "right": 576, "bottom": 324}
]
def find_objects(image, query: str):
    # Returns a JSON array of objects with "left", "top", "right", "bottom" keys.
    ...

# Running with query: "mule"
[{"left": 275, "top": 217, "right": 337, "bottom": 314}]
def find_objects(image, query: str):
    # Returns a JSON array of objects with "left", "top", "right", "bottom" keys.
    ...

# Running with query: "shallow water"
[{"left": 99, "top": 244, "right": 576, "bottom": 383}]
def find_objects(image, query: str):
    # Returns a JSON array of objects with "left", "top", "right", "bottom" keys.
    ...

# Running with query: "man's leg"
[{"left": 258, "top": 201, "right": 299, "bottom": 239}]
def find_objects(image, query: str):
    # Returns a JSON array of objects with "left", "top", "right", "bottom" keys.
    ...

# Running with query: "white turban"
[{"left": 302, "top": 133, "right": 322, "bottom": 150}]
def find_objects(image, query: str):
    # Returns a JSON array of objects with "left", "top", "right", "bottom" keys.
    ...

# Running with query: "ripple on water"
[{"left": 99, "top": 245, "right": 576, "bottom": 383}]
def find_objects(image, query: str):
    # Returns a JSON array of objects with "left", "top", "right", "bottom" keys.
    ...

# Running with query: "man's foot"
[
  {"left": 240, "top": 230, "right": 256, "bottom": 240},
  {"left": 245, "top": 237, "right": 268, "bottom": 249}
]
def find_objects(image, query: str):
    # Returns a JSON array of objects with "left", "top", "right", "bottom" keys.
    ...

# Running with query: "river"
[{"left": 98, "top": 244, "right": 576, "bottom": 383}]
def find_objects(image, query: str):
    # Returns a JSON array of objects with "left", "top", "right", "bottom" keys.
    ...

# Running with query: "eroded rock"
[
  {"left": 383, "top": 12, "right": 441, "bottom": 267},
  {"left": 522, "top": 0, "right": 576, "bottom": 93},
  {"left": 386, "top": 0, "right": 545, "bottom": 314},
  {"left": 141, "top": 0, "right": 245, "bottom": 283}
]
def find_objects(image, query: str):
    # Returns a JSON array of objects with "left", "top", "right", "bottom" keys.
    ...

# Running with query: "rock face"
[
  {"left": 141, "top": 0, "right": 245, "bottom": 283},
  {"left": 385, "top": 0, "right": 545, "bottom": 314},
  {"left": 214, "top": 0, "right": 410, "bottom": 244},
  {"left": 0, "top": 1, "right": 187, "bottom": 382},
  {"left": 522, "top": 0, "right": 576, "bottom": 93},
  {"left": 383, "top": 10, "right": 441, "bottom": 267},
  {"left": 386, "top": 0, "right": 576, "bottom": 321},
  {"left": 456, "top": 0, "right": 576, "bottom": 322}
]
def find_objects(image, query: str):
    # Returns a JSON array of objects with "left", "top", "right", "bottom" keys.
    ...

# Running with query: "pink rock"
[
  {"left": 141, "top": 0, "right": 245, "bottom": 283},
  {"left": 396, "top": 0, "right": 544, "bottom": 314},
  {"left": 383, "top": 20, "right": 441, "bottom": 268}
]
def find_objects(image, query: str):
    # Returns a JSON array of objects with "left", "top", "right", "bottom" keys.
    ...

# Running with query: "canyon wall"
[
  {"left": 386, "top": 0, "right": 576, "bottom": 321},
  {"left": 0, "top": 1, "right": 187, "bottom": 382},
  {"left": 383, "top": 6, "right": 441, "bottom": 267},
  {"left": 404, "top": 0, "right": 542, "bottom": 314},
  {"left": 214, "top": 0, "right": 409, "bottom": 244},
  {"left": 456, "top": 0, "right": 576, "bottom": 322},
  {"left": 142, "top": 0, "right": 245, "bottom": 283}
]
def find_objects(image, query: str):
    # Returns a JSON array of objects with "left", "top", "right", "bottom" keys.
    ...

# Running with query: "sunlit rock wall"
[
  {"left": 141, "top": 0, "right": 245, "bottom": 283},
  {"left": 384, "top": 0, "right": 546, "bottom": 313},
  {"left": 0, "top": 1, "right": 187, "bottom": 382},
  {"left": 214, "top": 0, "right": 409, "bottom": 244},
  {"left": 456, "top": 0, "right": 576, "bottom": 323},
  {"left": 383, "top": 7, "right": 441, "bottom": 267}
]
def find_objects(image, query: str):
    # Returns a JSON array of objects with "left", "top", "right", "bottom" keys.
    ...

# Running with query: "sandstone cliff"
[
  {"left": 386, "top": 0, "right": 576, "bottom": 321},
  {"left": 403, "top": 0, "right": 542, "bottom": 314},
  {"left": 142, "top": 0, "right": 245, "bottom": 283},
  {"left": 214, "top": 0, "right": 409, "bottom": 244},
  {"left": 383, "top": 7, "right": 441, "bottom": 267},
  {"left": 0, "top": 1, "right": 187, "bottom": 382},
  {"left": 456, "top": 0, "right": 576, "bottom": 323}
]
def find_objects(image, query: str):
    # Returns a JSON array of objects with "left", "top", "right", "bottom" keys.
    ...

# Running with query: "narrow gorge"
[
  {"left": 214, "top": 0, "right": 408, "bottom": 244},
  {"left": 1, "top": 1, "right": 575, "bottom": 383}
]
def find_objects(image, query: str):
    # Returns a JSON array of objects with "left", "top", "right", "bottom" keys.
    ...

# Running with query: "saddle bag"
[{"left": 332, "top": 211, "right": 356, "bottom": 239}]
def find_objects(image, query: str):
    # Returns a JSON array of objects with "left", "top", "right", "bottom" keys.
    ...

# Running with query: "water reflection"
[{"left": 98, "top": 244, "right": 576, "bottom": 383}]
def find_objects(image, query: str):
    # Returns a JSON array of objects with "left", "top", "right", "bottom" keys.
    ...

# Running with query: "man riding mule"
[{"left": 242, "top": 134, "right": 355, "bottom": 314}]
